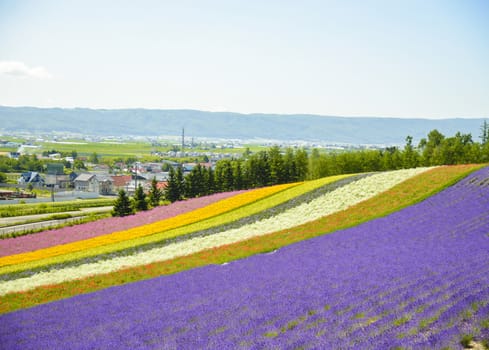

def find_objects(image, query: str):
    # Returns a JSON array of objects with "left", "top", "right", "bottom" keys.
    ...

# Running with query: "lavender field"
[{"left": 1, "top": 167, "right": 488, "bottom": 349}]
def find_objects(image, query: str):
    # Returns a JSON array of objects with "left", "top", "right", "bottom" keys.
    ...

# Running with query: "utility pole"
[
  {"left": 181, "top": 127, "right": 185, "bottom": 153},
  {"left": 51, "top": 173, "right": 56, "bottom": 202},
  {"left": 134, "top": 162, "right": 138, "bottom": 195}
]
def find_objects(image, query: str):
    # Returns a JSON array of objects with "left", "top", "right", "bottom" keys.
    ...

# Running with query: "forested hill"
[{"left": 0, "top": 106, "right": 485, "bottom": 145}]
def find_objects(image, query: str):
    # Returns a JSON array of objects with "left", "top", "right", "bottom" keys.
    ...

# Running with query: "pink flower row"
[{"left": 0, "top": 190, "right": 248, "bottom": 257}]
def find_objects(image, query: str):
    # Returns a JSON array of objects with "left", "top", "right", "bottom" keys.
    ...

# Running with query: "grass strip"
[
  {"left": 0, "top": 213, "right": 112, "bottom": 240},
  {"left": 0, "top": 198, "right": 115, "bottom": 217},
  {"left": 0, "top": 164, "right": 483, "bottom": 314}
]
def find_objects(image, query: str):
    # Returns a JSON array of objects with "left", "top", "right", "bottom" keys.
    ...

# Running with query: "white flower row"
[{"left": 0, "top": 168, "right": 430, "bottom": 296}]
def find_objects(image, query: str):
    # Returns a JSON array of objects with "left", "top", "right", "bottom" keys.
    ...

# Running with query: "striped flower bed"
[
  {"left": 0, "top": 174, "right": 353, "bottom": 281},
  {"left": 0, "top": 165, "right": 481, "bottom": 315},
  {"left": 0, "top": 175, "right": 349, "bottom": 277},
  {"left": 0, "top": 190, "right": 250, "bottom": 256},
  {"left": 0, "top": 168, "right": 428, "bottom": 295},
  {"left": 0, "top": 182, "right": 297, "bottom": 268},
  {"left": 0, "top": 165, "right": 487, "bottom": 349}
]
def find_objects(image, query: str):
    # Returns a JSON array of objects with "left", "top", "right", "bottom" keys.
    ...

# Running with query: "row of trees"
[
  {"left": 164, "top": 128, "right": 489, "bottom": 203},
  {"left": 309, "top": 129, "right": 489, "bottom": 178},
  {"left": 0, "top": 155, "right": 44, "bottom": 173},
  {"left": 163, "top": 147, "right": 309, "bottom": 202},
  {"left": 112, "top": 178, "right": 163, "bottom": 216},
  {"left": 0, "top": 154, "right": 88, "bottom": 174}
]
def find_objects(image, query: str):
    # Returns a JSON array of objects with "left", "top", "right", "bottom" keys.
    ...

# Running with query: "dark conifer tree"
[
  {"left": 232, "top": 160, "right": 244, "bottom": 190},
  {"left": 205, "top": 167, "right": 216, "bottom": 194},
  {"left": 165, "top": 167, "right": 182, "bottom": 202},
  {"left": 133, "top": 184, "right": 148, "bottom": 211},
  {"left": 268, "top": 146, "right": 285, "bottom": 185},
  {"left": 112, "top": 189, "right": 133, "bottom": 217},
  {"left": 148, "top": 177, "right": 162, "bottom": 207}
]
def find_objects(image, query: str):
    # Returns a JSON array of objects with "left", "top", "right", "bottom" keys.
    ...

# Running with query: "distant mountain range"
[{"left": 0, "top": 106, "right": 486, "bottom": 145}]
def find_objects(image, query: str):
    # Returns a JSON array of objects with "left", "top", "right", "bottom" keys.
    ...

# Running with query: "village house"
[
  {"left": 17, "top": 172, "right": 45, "bottom": 187},
  {"left": 111, "top": 175, "right": 132, "bottom": 193},
  {"left": 96, "top": 174, "right": 114, "bottom": 195},
  {"left": 8, "top": 152, "right": 20, "bottom": 159},
  {"left": 48, "top": 153, "right": 62, "bottom": 160},
  {"left": 74, "top": 173, "right": 99, "bottom": 192},
  {"left": 125, "top": 174, "right": 147, "bottom": 195},
  {"left": 141, "top": 172, "right": 169, "bottom": 182}
]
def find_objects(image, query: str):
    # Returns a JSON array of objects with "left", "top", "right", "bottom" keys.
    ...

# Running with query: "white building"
[{"left": 74, "top": 174, "right": 99, "bottom": 192}]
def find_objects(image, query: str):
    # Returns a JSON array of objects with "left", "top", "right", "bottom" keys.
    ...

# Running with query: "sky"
[{"left": 0, "top": 0, "right": 488, "bottom": 118}]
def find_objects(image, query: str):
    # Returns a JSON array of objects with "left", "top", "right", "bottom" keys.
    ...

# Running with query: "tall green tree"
[
  {"left": 89, "top": 152, "right": 99, "bottom": 164},
  {"left": 308, "top": 148, "right": 329, "bottom": 179},
  {"left": 381, "top": 147, "right": 402, "bottom": 171},
  {"left": 73, "top": 159, "right": 86, "bottom": 170},
  {"left": 295, "top": 148, "right": 309, "bottom": 181},
  {"left": 184, "top": 164, "right": 205, "bottom": 198},
  {"left": 283, "top": 147, "right": 297, "bottom": 182},
  {"left": 232, "top": 160, "right": 244, "bottom": 190},
  {"left": 402, "top": 136, "right": 419, "bottom": 168},
  {"left": 133, "top": 184, "right": 148, "bottom": 211},
  {"left": 112, "top": 189, "right": 133, "bottom": 217},
  {"left": 215, "top": 159, "right": 234, "bottom": 191},
  {"left": 268, "top": 145, "right": 285, "bottom": 185},
  {"left": 480, "top": 120, "right": 488, "bottom": 145},
  {"left": 148, "top": 177, "right": 162, "bottom": 207},
  {"left": 205, "top": 167, "right": 216, "bottom": 195},
  {"left": 165, "top": 166, "right": 183, "bottom": 202},
  {"left": 250, "top": 151, "right": 271, "bottom": 187},
  {"left": 419, "top": 129, "right": 445, "bottom": 165}
]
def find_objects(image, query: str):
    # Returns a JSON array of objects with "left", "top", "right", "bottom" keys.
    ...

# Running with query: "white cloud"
[{"left": 0, "top": 61, "right": 52, "bottom": 79}]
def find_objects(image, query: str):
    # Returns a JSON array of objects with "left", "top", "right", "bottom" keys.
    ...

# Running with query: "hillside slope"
[{"left": 0, "top": 165, "right": 487, "bottom": 349}]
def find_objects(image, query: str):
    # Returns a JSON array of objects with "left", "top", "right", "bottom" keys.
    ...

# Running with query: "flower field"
[
  {"left": 0, "top": 182, "right": 297, "bottom": 269},
  {"left": 0, "top": 190, "right": 249, "bottom": 256},
  {"left": 0, "top": 169, "right": 420, "bottom": 288},
  {"left": 0, "top": 164, "right": 488, "bottom": 349},
  {"left": 0, "top": 174, "right": 353, "bottom": 277}
]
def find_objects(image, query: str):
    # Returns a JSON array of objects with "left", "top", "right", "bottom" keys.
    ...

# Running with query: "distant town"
[{"left": 0, "top": 129, "right": 386, "bottom": 202}]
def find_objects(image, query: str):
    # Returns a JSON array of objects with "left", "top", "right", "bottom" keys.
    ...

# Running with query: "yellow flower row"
[{"left": 0, "top": 183, "right": 298, "bottom": 268}]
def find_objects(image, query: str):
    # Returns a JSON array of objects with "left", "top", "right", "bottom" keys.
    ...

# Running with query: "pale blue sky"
[{"left": 0, "top": 0, "right": 488, "bottom": 118}]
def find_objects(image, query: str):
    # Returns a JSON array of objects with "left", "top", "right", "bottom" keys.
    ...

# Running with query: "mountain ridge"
[{"left": 0, "top": 106, "right": 485, "bottom": 145}]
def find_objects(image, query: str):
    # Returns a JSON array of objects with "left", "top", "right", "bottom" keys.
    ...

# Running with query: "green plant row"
[
  {"left": 0, "top": 198, "right": 114, "bottom": 217},
  {"left": 0, "top": 213, "right": 111, "bottom": 240}
]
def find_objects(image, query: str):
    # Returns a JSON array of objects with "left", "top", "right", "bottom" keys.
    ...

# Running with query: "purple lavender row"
[
  {"left": 250, "top": 269, "right": 489, "bottom": 349},
  {"left": 1, "top": 167, "right": 488, "bottom": 349}
]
